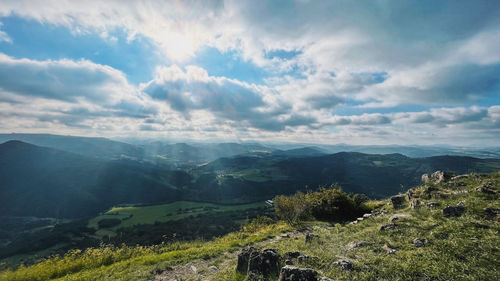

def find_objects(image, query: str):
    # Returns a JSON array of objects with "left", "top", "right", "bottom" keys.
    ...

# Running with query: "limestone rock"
[
  {"left": 389, "top": 213, "right": 411, "bottom": 222},
  {"left": 333, "top": 260, "right": 353, "bottom": 271},
  {"left": 443, "top": 204, "right": 466, "bottom": 217},
  {"left": 380, "top": 223, "right": 397, "bottom": 231},
  {"left": 279, "top": 266, "right": 318, "bottom": 281},
  {"left": 391, "top": 195, "right": 406, "bottom": 209},
  {"left": 413, "top": 238, "right": 427, "bottom": 247}
]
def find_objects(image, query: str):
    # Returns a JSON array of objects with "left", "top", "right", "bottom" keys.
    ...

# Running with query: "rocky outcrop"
[
  {"left": 389, "top": 213, "right": 411, "bottom": 222},
  {"left": 421, "top": 171, "right": 455, "bottom": 184},
  {"left": 380, "top": 223, "right": 397, "bottom": 231},
  {"left": 413, "top": 238, "right": 427, "bottom": 247},
  {"left": 332, "top": 260, "right": 354, "bottom": 271},
  {"left": 278, "top": 266, "right": 318, "bottom": 281},
  {"left": 391, "top": 195, "right": 406, "bottom": 209},
  {"left": 305, "top": 233, "right": 319, "bottom": 243},
  {"left": 443, "top": 204, "right": 466, "bottom": 217},
  {"left": 236, "top": 247, "right": 280, "bottom": 279}
]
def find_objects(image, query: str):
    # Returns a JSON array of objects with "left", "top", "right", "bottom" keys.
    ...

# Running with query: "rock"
[
  {"left": 347, "top": 241, "right": 370, "bottom": 251},
  {"left": 297, "top": 255, "right": 318, "bottom": 264},
  {"left": 413, "top": 238, "right": 427, "bottom": 247},
  {"left": 286, "top": 251, "right": 302, "bottom": 259},
  {"left": 451, "top": 174, "right": 470, "bottom": 181},
  {"left": 356, "top": 217, "right": 364, "bottom": 221},
  {"left": 279, "top": 266, "right": 318, "bottom": 281},
  {"left": 423, "top": 186, "right": 438, "bottom": 195},
  {"left": 426, "top": 202, "right": 440, "bottom": 208},
  {"left": 484, "top": 208, "right": 500, "bottom": 220},
  {"left": 151, "top": 268, "right": 164, "bottom": 275},
  {"left": 363, "top": 213, "right": 372, "bottom": 218},
  {"left": 476, "top": 182, "right": 496, "bottom": 194},
  {"left": 380, "top": 223, "right": 397, "bottom": 231},
  {"left": 410, "top": 199, "right": 424, "bottom": 209},
  {"left": 236, "top": 246, "right": 258, "bottom": 274},
  {"left": 208, "top": 265, "right": 218, "bottom": 273},
  {"left": 248, "top": 248, "right": 281, "bottom": 278},
  {"left": 391, "top": 195, "right": 406, "bottom": 209},
  {"left": 421, "top": 173, "right": 430, "bottom": 184},
  {"left": 305, "top": 233, "right": 319, "bottom": 243},
  {"left": 190, "top": 265, "right": 197, "bottom": 273},
  {"left": 430, "top": 171, "right": 455, "bottom": 184},
  {"left": 443, "top": 204, "right": 466, "bottom": 217},
  {"left": 285, "top": 259, "right": 294, "bottom": 265},
  {"left": 281, "top": 233, "right": 291, "bottom": 238},
  {"left": 333, "top": 260, "right": 353, "bottom": 271},
  {"left": 382, "top": 244, "right": 397, "bottom": 254},
  {"left": 389, "top": 213, "right": 411, "bottom": 222}
]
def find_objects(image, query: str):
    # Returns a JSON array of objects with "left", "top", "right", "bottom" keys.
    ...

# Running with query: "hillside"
[
  {"left": 193, "top": 152, "right": 500, "bottom": 200},
  {"left": 0, "top": 141, "right": 189, "bottom": 218},
  {"left": 1, "top": 171, "right": 498, "bottom": 280}
]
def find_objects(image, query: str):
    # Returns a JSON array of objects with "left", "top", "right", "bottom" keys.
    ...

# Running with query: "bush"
[
  {"left": 274, "top": 185, "right": 371, "bottom": 224},
  {"left": 274, "top": 192, "right": 311, "bottom": 225}
]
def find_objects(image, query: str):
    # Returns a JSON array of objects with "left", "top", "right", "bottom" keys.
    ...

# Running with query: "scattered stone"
[
  {"left": 248, "top": 248, "right": 281, "bottom": 278},
  {"left": 380, "top": 223, "right": 397, "bottom": 231},
  {"left": 333, "top": 260, "right": 354, "bottom": 271},
  {"left": 413, "top": 238, "right": 427, "bottom": 248},
  {"left": 297, "top": 254, "right": 318, "bottom": 264},
  {"left": 389, "top": 213, "right": 411, "bottom": 222},
  {"left": 281, "top": 233, "right": 291, "bottom": 238},
  {"left": 190, "top": 265, "right": 197, "bottom": 273},
  {"left": 285, "top": 259, "right": 294, "bottom": 265},
  {"left": 484, "top": 208, "right": 500, "bottom": 220},
  {"left": 391, "top": 195, "right": 406, "bottom": 209},
  {"left": 236, "top": 246, "right": 257, "bottom": 274},
  {"left": 356, "top": 217, "right": 364, "bottom": 221},
  {"left": 422, "top": 171, "right": 455, "bottom": 184},
  {"left": 407, "top": 188, "right": 417, "bottom": 200},
  {"left": 426, "top": 202, "right": 440, "bottom": 208},
  {"left": 443, "top": 204, "right": 466, "bottom": 217},
  {"left": 451, "top": 174, "right": 470, "bottom": 181},
  {"left": 305, "top": 233, "right": 319, "bottom": 243},
  {"left": 423, "top": 186, "right": 438, "bottom": 195},
  {"left": 410, "top": 199, "right": 424, "bottom": 209},
  {"left": 350, "top": 220, "right": 358, "bottom": 225},
  {"left": 476, "top": 182, "right": 496, "bottom": 194},
  {"left": 363, "top": 213, "right": 372, "bottom": 218},
  {"left": 347, "top": 241, "right": 370, "bottom": 251},
  {"left": 286, "top": 251, "right": 302, "bottom": 259},
  {"left": 382, "top": 244, "right": 397, "bottom": 254},
  {"left": 279, "top": 266, "right": 318, "bottom": 281},
  {"left": 208, "top": 265, "right": 218, "bottom": 273},
  {"left": 151, "top": 268, "right": 164, "bottom": 275}
]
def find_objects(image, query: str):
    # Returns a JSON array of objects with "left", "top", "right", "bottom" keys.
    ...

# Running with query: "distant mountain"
[
  {"left": 0, "top": 141, "right": 189, "bottom": 218},
  {"left": 189, "top": 152, "right": 500, "bottom": 201},
  {"left": 0, "top": 133, "right": 144, "bottom": 160},
  {"left": 142, "top": 142, "right": 274, "bottom": 164},
  {"left": 316, "top": 144, "right": 500, "bottom": 159}
]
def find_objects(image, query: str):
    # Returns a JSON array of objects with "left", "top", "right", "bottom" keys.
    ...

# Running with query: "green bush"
[
  {"left": 274, "top": 185, "right": 371, "bottom": 224},
  {"left": 274, "top": 192, "right": 312, "bottom": 225},
  {"left": 97, "top": 218, "right": 121, "bottom": 228}
]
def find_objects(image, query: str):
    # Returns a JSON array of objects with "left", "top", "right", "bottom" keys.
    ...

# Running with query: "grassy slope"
[
  {"left": 1, "top": 172, "right": 499, "bottom": 281},
  {"left": 88, "top": 201, "right": 265, "bottom": 238}
]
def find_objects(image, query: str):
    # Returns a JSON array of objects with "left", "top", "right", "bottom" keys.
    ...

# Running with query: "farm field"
[{"left": 88, "top": 201, "right": 267, "bottom": 238}]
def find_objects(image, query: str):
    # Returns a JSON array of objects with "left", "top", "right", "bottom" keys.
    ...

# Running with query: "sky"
[{"left": 0, "top": 0, "right": 499, "bottom": 146}]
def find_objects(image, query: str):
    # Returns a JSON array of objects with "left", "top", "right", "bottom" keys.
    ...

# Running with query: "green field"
[{"left": 88, "top": 201, "right": 266, "bottom": 237}]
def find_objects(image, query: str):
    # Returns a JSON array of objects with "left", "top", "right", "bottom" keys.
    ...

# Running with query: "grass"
[
  {"left": 0, "top": 223, "right": 291, "bottom": 281},
  {"left": 88, "top": 201, "right": 265, "bottom": 237},
  {"left": 2, "top": 172, "right": 499, "bottom": 281},
  {"left": 219, "top": 172, "right": 500, "bottom": 281}
]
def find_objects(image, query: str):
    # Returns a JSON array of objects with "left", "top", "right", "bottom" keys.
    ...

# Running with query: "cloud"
[{"left": 0, "top": 22, "right": 11, "bottom": 43}]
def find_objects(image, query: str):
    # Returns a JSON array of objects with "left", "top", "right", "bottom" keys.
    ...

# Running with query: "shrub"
[
  {"left": 273, "top": 192, "right": 311, "bottom": 225},
  {"left": 274, "top": 185, "right": 372, "bottom": 224}
]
